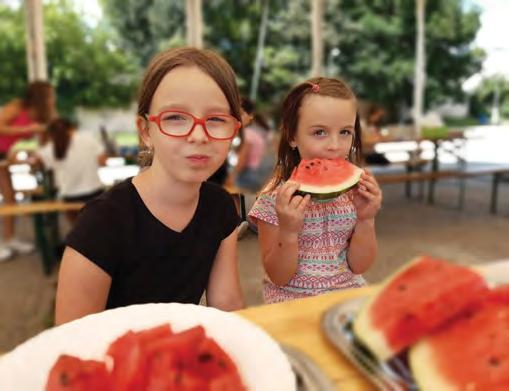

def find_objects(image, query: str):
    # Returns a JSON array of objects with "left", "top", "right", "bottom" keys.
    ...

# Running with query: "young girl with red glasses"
[
  {"left": 55, "top": 48, "right": 245, "bottom": 324},
  {"left": 249, "top": 77, "right": 382, "bottom": 303}
]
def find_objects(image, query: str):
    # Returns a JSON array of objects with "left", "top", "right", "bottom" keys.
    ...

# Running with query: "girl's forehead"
[
  {"left": 299, "top": 95, "right": 356, "bottom": 122},
  {"left": 150, "top": 66, "right": 230, "bottom": 113}
]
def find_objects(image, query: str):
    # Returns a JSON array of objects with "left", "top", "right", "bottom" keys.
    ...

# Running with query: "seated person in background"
[
  {"left": 229, "top": 97, "right": 274, "bottom": 192},
  {"left": 33, "top": 118, "right": 106, "bottom": 223},
  {"left": 362, "top": 105, "right": 391, "bottom": 166}
]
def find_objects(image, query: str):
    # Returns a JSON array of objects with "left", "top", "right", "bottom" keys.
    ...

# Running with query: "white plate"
[{"left": 0, "top": 303, "right": 296, "bottom": 391}]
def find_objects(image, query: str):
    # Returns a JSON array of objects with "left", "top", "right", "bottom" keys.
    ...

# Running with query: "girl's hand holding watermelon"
[
  {"left": 275, "top": 181, "right": 311, "bottom": 235},
  {"left": 352, "top": 170, "right": 382, "bottom": 221}
]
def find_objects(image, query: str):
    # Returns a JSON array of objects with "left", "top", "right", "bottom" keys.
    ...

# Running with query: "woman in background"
[
  {"left": 0, "top": 81, "right": 56, "bottom": 261},
  {"left": 34, "top": 118, "right": 107, "bottom": 223}
]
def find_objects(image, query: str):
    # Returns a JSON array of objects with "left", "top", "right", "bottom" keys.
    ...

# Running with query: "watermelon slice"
[
  {"left": 353, "top": 256, "right": 489, "bottom": 361},
  {"left": 410, "top": 285, "right": 509, "bottom": 391},
  {"left": 290, "top": 158, "right": 362, "bottom": 200}
]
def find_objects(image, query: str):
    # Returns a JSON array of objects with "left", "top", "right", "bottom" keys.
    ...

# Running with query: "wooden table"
[{"left": 237, "top": 286, "right": 376, "bottom": 390}]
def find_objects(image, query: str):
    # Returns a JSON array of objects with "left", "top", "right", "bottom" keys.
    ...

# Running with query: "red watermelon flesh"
[
  {"left": 290, "top": 158, "right": 362, "bottom": 199},
  {"left": 410, "top": 285, "right": 509, "bottom": 390},
  {"left": 353, "top": 256, "right": 489, "bottom": 361}
]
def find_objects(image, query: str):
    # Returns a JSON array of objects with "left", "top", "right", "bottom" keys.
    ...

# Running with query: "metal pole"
[
  {"left": 310, "top": 0, "right": 324, "bottom": 77},
  {"left": 24, "top": 0, "right": 48, "bottom": 81},
  {"left": 413, "top": 0, "right": 426, "bottom": 138},
  {"left": 250, "top": 0, "right": 270, "bottom": 101},
  {"left": 186, "top": 0, "right": 203, "bottom": 48}
]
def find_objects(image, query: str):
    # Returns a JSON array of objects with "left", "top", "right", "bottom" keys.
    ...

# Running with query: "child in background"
[
  {"left": 55, "top": 47, "right": 244, "bottom": 324},
  {"left": 34, "top": 118, "right": 107, "bottom": 222},
  {"left": 249, "top": 77, "right": 382, "bottom": 303}
]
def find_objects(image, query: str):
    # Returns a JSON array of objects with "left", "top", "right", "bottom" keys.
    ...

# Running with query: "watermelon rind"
[
  {"left": 353, "top": 258, "right": 423, "bottom": 362},
  {"left": 294, "top": 168, "right": 362, "bottom": 200},
  {"left": 295, "top": 183, "right": 358, "bottom": 200},
  {"left": 409, "top": 341, "right": 456, "bottom": 391}
]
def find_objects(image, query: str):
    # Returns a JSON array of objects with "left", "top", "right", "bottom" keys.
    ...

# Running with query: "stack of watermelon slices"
[{"left": 353, "top": 255, "right": 509, "bottom": 390}]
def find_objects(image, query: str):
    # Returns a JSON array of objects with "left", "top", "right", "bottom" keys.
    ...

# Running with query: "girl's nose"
[
  {"left": 327, "top": 135, "right": 342, "bottom": 150},
  {"left": 187, "top": 123, "right": 209, "bottom": 143}
]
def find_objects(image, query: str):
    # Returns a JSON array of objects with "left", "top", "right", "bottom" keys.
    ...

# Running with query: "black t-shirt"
[{"left": 65, "top": 178, "right": 240, "bottom": 309}]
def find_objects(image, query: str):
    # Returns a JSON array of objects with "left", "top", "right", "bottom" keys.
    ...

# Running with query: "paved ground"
[{"left": 1, "top": 175, "right": 507, "bottom": 352}]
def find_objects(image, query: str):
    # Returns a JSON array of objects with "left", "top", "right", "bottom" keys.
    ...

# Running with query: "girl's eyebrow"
[
  {"left": 309, "top": 123, "right": 355, "bottom": 130},
  {"left": 155, "top": 104, "right": 230, "bottom": 113}
]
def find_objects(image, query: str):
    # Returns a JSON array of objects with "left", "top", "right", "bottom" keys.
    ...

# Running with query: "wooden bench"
[
  {"left": 375, "top": 166, "right": 509, "bottom": 213},
  {"left": 0, "top": 201, "right": 84, "bottom": 274}
]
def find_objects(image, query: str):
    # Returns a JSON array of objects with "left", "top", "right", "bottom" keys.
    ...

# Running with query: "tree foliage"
[
  {"left": 100, "top": 0, "right": 484, "bottom": 119},
  {"left": 0, "top": 0, "right": 139, "bottom": 116},
  {"left": 2, "top": 0, "right": 485, "bottom": 120}
]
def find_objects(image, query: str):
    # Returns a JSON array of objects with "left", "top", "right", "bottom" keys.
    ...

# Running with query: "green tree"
[
  {"left": 0, "top": 1, "right": 139, "bottom": 116},
  {"left": 99, "top": 0, "right": 484, "bottom": 119},
  {"left": 324, "top": 0, "right": 485, "bottom": 117},
  {"left": 470, "top": 76, "right": 509, "bottom": 119}
]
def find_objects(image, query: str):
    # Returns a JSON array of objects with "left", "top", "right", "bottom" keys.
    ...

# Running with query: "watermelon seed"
[
  {"left": 305, "top": 165, "right": 310, "bottom": 169},
  {"left": 310, "top": 162, "right": 314, "bottom": 165},
  {"left": 397, "top": 284, "right": 407, "bottom": 291},
  {"left": 198, "top": 352, "right": 213, "bottom": 362},
  {"left": 324, "top": 167, "right": 328, "bottom": 171},
  {"left": 488, "top": 357, "right": 500, "bottom": 366},
  {"left": 59, "top": 372, "right": 69, "bottom": 386},
  {"left": 403, "top": 313, "right": 415, "bottom": 321}
]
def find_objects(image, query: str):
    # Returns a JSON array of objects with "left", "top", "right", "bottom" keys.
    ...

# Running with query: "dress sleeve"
[
  {"left": 248, "top": 190, "right": 279, "bottom": 226},
  {"left": 64, "top": 199, "right": 124, "bottom": 276}
]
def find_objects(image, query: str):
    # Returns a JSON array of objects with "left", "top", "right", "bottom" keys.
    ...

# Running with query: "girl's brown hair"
[
  {"left": 137, "top": 47, "right": 242, "bottom": 165},
  {"left": 47, "top": 118, "right": 74, "bottom": 160},
  {"left": 23, "top": 81, "right": 54, "bottom": 123},
  {"left": 269, "top": 77, "right": 363, "bottom": 191}
]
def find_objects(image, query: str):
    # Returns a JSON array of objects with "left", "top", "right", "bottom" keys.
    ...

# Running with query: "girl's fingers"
[
  {"left": 359, "top": 179, "right": 381, "bottom": 195},
  {"left": 289, "top": 194, "right": 304, "bottom": 209},
  {"left": 296, "top": 194, "right": 311, "bottom": 212},
  {"left": 357, "top": 187, "right": 377, "bottom": 201},
  {"left": 277, "top": 181, "right": 299, "bottom": 205}
]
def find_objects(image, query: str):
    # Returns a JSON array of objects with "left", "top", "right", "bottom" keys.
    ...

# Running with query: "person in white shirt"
[{"left": 35, "top": 118, "right": 107, "bottom": 222}]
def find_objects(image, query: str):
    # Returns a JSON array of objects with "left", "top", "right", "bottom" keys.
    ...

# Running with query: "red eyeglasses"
[{"left": 146, "top": 110, "right": 241, "bottom": 140}]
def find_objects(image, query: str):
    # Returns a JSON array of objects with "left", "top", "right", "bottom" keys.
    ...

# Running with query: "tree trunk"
[
  {"left": 24, "top": 0, "right": 47, "bottom": 81},
  {"left": 413, "top": 0, "right": 426, "bottom": 138},
  {"left": 186, "top": 0, "right": 203, "bottom": 48},
  {"left": 310, "top": 0, "right": 324, "bottom": 77}
]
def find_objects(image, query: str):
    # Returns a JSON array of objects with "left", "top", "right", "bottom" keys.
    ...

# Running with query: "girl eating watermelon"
[
  {"left": 249, "top": 77, "right": 382, "bottom": 303},
  {"left": 55, "top": 47, "right": 245, "bottom": 324}
]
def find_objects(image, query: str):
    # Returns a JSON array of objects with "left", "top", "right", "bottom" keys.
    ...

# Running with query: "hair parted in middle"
[{"left": 268, "top": 77, "right": 363, "bottom": 191}]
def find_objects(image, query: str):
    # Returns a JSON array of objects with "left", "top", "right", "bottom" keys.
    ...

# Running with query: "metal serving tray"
[{"left": 321, "top": 297, "right": 418, "bottom": 391}]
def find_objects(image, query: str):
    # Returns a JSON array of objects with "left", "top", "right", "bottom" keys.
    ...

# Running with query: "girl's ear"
[
  {"left": 136, "top": 116, "right": 152, "bottom": 149},
  {"left": 289, "top": 139, "right": 297, "bottom": 149}
]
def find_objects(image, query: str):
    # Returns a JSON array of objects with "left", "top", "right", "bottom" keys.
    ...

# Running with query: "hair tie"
[{"left": 307, "top": 82, "right": 320, "bottom": 93}]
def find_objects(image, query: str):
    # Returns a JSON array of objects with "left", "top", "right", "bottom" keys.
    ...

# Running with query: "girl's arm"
[
  {"left": 257, "top": 182, "right": 310, "bottom": 286},
  {"left": 55, "top": 247, "right": 111, "bottom": 325},
  {"left": 0, "top": 100, "right": 43, "bottom": 135},
  {"left": 347, "top": 170, "right": 382, "bottom": 274},
  {"left": 206, "top": 229, "right": 244, "bottom": 311},
  {"left": 347, "top": 218, "right": 377, "bottom": 274}
]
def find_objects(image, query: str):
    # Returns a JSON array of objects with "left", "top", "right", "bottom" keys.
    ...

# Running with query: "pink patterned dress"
[{"left": 248, "top": 187, "right": 366, "bottom": 303}]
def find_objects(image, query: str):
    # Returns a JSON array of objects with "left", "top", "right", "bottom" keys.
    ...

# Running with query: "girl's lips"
[{"left": 186, "top": 155, "right": 210, "bottom": 166}]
